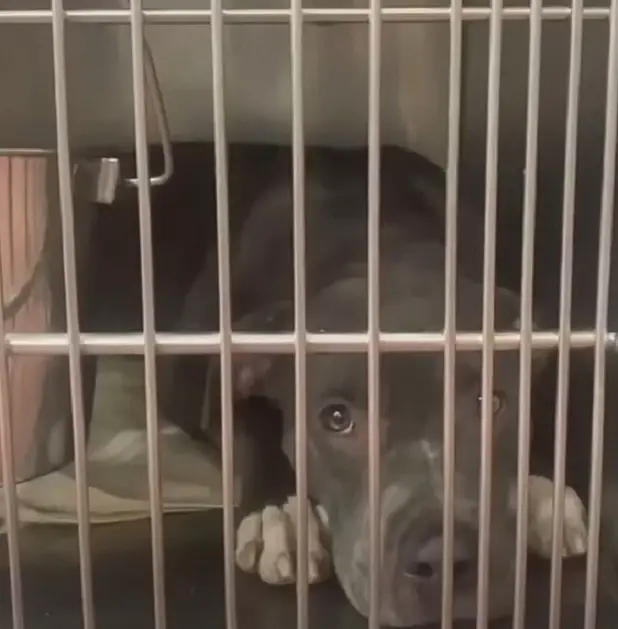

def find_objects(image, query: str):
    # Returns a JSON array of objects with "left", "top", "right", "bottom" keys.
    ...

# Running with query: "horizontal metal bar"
[
  {"left": 0, "top": 7, "right": 612, "bottom": 25},
  {"left": 3, "top": 330, "right": 609, "bottom": 355},
  {"left": 0, "top": 149, "right": 56, "bottom": 157}
]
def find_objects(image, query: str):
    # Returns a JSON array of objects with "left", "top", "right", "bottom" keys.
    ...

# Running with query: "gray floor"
[{"left": 0, "top": 511, "right": 614, "bottom": 629}]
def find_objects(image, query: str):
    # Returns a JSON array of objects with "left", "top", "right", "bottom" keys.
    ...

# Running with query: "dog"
[{"left": 159, "top": 145, "right": 588, "bottom": 627}]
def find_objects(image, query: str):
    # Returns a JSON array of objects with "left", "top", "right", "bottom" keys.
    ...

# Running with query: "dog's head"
[{"left": 233, "top": 277, "right": 550, "bottom": 627}]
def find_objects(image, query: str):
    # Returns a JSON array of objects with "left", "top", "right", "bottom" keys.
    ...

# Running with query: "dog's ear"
[
  {"left": 233, "top": 354, "right": 279, "bottom": 399},
  {"left": 232, "top": 300, "right": 294, "bottom": 401}
]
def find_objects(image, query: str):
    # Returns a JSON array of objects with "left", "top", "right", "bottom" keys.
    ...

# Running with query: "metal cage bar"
[
  {"left": 128, "top": 3, "right": 167, "bottom": 628},
  {"left": 0, "top": 7, "right": 615, "bottom": 24},
  {"left": 210, "top": 1, "right": 238, "bottom": 628},
  {"left": 548, "top": 0, "right": 584, "bottom": 625},
  {"left": 367, "top": 0, "right": 383, "bottom": 627},
  {"left": 512, "top": 0, "right": 543, "bottom": 623},
  {"left": 441, "top": 0, "right": 463, "bottom": 622},
  {"left": 50, "top": 2, "right": 95, "bottom": 628},
  {"left": 4, "top": 329, "right": 611, "bottom": 354},
  {"left": 0, "top": 195, "right": 24, "bottom": 629},
  {"left": 290, "top": 0, "right": 310, "bottom": 626},
  {"left": 584, "top": 0, "right": 618, "bottom": 622},
  {"left": 477, "top": 0, "right": 503, "bottom": 624}
]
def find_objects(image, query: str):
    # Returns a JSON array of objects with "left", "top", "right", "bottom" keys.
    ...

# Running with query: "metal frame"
[
  {"left": 0, "top": 2, "right": 617, "bottom": 629},
  {"left": 0, "top": 7, "right": 616, "bottom": 23}
]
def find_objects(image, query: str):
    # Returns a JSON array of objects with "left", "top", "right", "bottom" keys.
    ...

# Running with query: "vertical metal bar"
[
  {"left": 0, "top": 188, "right": 25, "bottom": 629},
  {"left": 477, "top": 0, "right": 503, "bottom": 623},
  {"left": 210, "top": 3, "right": 238, "bottom": 629},
  {"left": 367, "top": 0, "right": 382, "bottom": 627},
  {"left": 548, "top": 0, "right": 583, "bottom": 626},
  {"left": 7, "top": 161, "right": 15, "bottom": 285},
  {"left": 584, "top": 0, "right": 618, "bottom": 624},
  {"left": 512, "top": 0, "right": 542, "bottom": 627},
  {"left": 128, "top": 3, "right": 167, "bottom": 629},
  {"left": 25, "top": 160, "right": 32, "bottom": 286},
  {"left": 290, "top": 0, "right": 309, "bottom": 628},
  {"left": 4, "top": 162, "right": 11, "bottom": 290},
  {"left": 50, "top": 3, "right": 95, "bottom": 629},
  {"left": 441, "top": 0, "right": 463, "bottom": 623}
]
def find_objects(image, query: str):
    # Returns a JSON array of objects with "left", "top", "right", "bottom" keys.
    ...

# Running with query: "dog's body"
[{"left": 160, "top": 146, "right": 590, "bottom": 626}]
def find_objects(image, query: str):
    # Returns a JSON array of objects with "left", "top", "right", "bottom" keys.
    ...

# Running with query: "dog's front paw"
[
  {"left": 527, "top": 475, "right": 588, "bottom": 559},
  {"left": 235, "top": 496, "right": 330, "bottom": 585}
]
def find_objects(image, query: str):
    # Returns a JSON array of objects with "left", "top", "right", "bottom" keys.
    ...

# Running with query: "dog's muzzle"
[{"left": 327, "top": 480, "right": 515, "bottom": 627}]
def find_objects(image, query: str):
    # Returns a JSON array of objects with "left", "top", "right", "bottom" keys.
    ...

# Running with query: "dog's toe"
[
  {"left": 259, "top": 505, "right": 296, "bottom": 584},
  {"left": 240, "top": 499, "right": 331, "bottom": 585},
  {"left": 259, "top": 551, "right": 296, "bottom": 584},
  {"left": 562, "top": 486, "right": 588, "bottom": 556},
  {"left": 284, "top": 496, "right": 331, "bottom": 584},
  {"left": 527, "top": 475, "right": 588, "bottom": 558},
  {"left": 235, "top": 511, "right": 263, "bottom": 573},
  {"left": 308, "top": 548, "right": 330, "bottom": 583},
  {"left": 315, "top": 504, "right": 329, "bottom": 530}
]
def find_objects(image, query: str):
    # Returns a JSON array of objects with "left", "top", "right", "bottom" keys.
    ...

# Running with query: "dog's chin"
[{"left": 331, "top": 535, "right": 516, "bottom": 628}]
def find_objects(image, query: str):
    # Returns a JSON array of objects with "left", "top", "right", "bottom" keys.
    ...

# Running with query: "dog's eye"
[
  {"left": 476, "top": 391, "right": 506, "bottom": 416},
  {"left": 319, "top": 403, "right": 354, "bottom": 434}
]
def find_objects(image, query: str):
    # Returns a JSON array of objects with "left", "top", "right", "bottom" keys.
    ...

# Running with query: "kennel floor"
[{"left": 0, "top": 510, "right": 614, "bottom": 629}]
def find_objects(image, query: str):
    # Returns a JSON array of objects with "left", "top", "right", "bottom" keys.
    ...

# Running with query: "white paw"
[
  {"left": 526, "top": 475, "right": 588, "bottom": 558},
  {"left": 235, "top": 497, "right": 331, "bottom": 585}
]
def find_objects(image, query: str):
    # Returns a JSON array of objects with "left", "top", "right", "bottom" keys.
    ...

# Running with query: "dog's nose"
[{"left": 404, "top": 527, "right": 476, "bottom": 582}]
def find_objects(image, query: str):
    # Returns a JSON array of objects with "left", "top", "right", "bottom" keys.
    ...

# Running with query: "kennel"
[{"left": 0, "top": 1, "right": 617, "bottom": 629}]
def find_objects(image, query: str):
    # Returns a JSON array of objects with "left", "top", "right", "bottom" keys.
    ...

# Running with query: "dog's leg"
[
  {"left": 232, "top": 399, "right": 331, "bottom": 585},
  {"left": 517, "top": 475, "right": 588, "bottom": 558}
]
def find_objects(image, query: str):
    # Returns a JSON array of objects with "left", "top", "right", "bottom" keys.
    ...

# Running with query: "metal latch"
[{"left": 83, "top": 35, "right": 174, "bottom": 206}]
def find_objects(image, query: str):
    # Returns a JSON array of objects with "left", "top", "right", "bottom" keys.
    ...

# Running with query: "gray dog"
[{"left": 161, "top": 146, "right": 587, "bottom": 627}]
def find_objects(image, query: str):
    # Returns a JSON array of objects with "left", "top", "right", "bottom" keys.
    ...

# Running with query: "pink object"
[{"left": 0, "top": 154, "right": 54, "bottom": 486}]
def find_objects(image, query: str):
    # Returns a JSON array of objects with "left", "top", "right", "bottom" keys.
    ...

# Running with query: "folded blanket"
[{"left": 0, "top": 356, "right": 229, "bottom": 529}]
